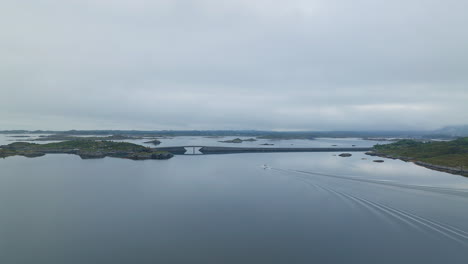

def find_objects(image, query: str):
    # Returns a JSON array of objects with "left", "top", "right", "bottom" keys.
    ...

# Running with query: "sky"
[{"left": 1, "top": 0, "right": 467, "bottom": 131}]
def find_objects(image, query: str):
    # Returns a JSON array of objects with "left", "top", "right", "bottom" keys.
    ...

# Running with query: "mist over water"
[{"left": 1, "top": 136, "right": 467, "bottom": 263}]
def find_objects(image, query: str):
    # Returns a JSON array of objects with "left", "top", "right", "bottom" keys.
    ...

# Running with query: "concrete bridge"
[{"left": 155, "top": 146, "right": 372, "bottom": 155}]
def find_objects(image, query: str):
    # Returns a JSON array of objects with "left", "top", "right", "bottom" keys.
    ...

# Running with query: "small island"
[
  {"left": 219, "top": 138, "right": 257, "bottom": 143},
  {"left": 367, "top": 138, "right": 468, "bottom": 176},
  {"left": 144, "top": 139, "right": 162, "bottom": 145},
  {"left": 0, "top": 140, "right": 173, "bottom": 160}
]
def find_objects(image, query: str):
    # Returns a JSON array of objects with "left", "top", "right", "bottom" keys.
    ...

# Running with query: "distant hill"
[
  {"left": 433, "top": 125, "right": 468, "bottom": 137},
  {"left": 0, "top": 128, "right": 466, "bottom": 139},
  {"left": 0, "top": 129, "right": 432, "bottom": 139}
]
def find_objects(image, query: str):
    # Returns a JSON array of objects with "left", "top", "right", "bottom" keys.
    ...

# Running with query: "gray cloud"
[{"left": 1, "top": 0, "right": 467, "bottom": 130}]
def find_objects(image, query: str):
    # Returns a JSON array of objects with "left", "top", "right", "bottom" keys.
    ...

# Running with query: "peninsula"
[
  {"left": 367, "top": 138, "right": 468, "bottom": 176},
  {"left": 0, "top": 140, "right": 173, "bottom": 160}
]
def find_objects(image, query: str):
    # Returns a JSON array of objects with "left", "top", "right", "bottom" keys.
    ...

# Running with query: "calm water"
[
  {"left": 1, "top": 136, "right": 468, "bottom": 263},
  {"left": 0, "top": 134, "right": 388, "bottom": 148}
]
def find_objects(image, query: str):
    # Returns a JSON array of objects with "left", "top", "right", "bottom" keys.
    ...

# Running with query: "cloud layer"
[{"left": 1, "top": 0, "right": 467, "bottom": 130}]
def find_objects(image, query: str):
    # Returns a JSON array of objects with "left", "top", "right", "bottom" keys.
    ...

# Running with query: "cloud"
[{"left": 1, "top": 0, "right": 467, "bottom": 130}]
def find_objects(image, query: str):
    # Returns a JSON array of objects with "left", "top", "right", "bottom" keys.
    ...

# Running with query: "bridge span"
[{"left": 155, "top": 146, "right": 372, "bottom": 155}]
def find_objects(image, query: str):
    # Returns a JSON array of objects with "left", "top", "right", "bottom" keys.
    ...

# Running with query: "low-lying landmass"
[
  {"left": 367, "top": 138, "right": 468, "bottom": 176},
  {"left": 257, "top": 134, "right": 316, "bottom": 140},
  {"left": 28, "top": 134, "right": 144, "bottom": 141},
  {"left": 0, "top": 141, "right": 173, "bottom": 160},
  {"left": 144, "top": 139, "right": 161, "bottom": 145},
  {"left": 219, "top": 138, "right": 257, "bottom": 143},
  {"left": 362, "top": 137, "right": 399, "bottom": 142},
  {"left": 3, "top": 129, "right": 460, "bottom": 140}
]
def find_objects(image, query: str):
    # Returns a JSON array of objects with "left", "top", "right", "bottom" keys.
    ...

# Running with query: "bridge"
[{"left": 155, "top": 146, "right": 373, "bottom": 155}]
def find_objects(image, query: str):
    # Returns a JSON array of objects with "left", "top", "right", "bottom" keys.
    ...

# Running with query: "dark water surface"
[{"left": 1, "top": 152, "right": 468, "bottom": 264}]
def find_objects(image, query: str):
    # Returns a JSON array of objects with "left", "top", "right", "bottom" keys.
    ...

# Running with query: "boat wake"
[{"left": 270, "top": 167, "right": 468, "bottom": 247}]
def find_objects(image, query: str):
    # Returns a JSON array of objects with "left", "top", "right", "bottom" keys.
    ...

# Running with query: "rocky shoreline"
[
  {"left": 365, "top": 151, "right": 468, "bottom": 177},
  {"left": 143, "top": 139, "right": 162, "bottom": 145},
  {"left": 0, "top": 141, "right": 173, "bottom": 160}
]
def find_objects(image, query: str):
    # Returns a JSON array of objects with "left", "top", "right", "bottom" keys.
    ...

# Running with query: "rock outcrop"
[
  {"left": 144, "top": 139, "right": 162, "bottom": 145},
  {"left": 0, "top": 140, "right": 174, "bottom": 160}
]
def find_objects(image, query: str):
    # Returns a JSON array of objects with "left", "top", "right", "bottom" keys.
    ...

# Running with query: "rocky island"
[
  {"left": 219, "top": 138, "right": 257, "bottom": 143},
  {"left": 366, "top": 138, "right": 468, "bottom": 176},
  {"left": 0, "top": 140, "right": 173, "bottom": 160},
  {"left": 144, "top": 139, "right": 162, "bottom": 145}
]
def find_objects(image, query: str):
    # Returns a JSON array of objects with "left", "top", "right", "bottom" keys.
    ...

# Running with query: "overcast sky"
[{"left": 1, "top": 0, "right": 467, "bottom": 131}]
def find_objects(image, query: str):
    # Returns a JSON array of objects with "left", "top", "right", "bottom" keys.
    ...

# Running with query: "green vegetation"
[
  {"left": 373, "top": 138, "right": 468, "bottom": 168},
  {"left": 30, "top": 134, "right": 142, "bottom": 141},
  {"left": 37, "top": 140, "right": 147, "bottom": 151},
  {"left": 219, "top": 138, "right": 257, "bottom": 143},
  {"left": 0, "top": 140, "right": 173, "bottom": 160},
  {"left": 144, "top": 139, "right": 161, "bottom": 145}
]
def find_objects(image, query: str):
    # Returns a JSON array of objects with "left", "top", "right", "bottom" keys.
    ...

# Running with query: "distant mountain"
[
  {"left": 433, "top": 125, "right": 468, "bottom": 137},
  {"left": 0, "top": 129, "right": 438, "bottom": 139}
]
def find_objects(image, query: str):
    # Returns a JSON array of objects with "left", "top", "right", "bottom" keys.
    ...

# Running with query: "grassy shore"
[{"left": 371, "top": 138, "right": 468, "bottom": 169}]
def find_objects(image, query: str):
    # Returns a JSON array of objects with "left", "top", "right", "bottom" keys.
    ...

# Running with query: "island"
[
  {"left": 366, "top": 138, "right": 468, "bottom": 176},
  {"left": 144, "top": 139, "right": 162, "bottom": 145},
  {"left": 29, "top": 134, "right": 143, "bottom": 141},
  {"left": 0, "top": 140, "right": 173, "bottom": 160},
  {"left": 219, "top": 138, "right": 257, "bottom": 143}
]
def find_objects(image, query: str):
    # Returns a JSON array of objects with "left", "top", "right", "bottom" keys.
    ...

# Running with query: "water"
[
  {"left": 0, "top": 134, "right": 387, "bottom": 149},
  {"left": 1, "top": 136, "right": 468, "bottom": 263},
  {"left": 0, "top": 134, "right": 55, "bottom": 145},
  {"left": 119, "top": 136, "right": 387, "bottom": 148}
]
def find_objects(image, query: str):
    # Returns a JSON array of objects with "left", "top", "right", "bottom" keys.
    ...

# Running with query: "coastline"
[
  {"left": 366, "top": 151, "right": 468, "bottom": 177},
  {"left": 0, "top": 141, "right": 173, "bottom": 160}
]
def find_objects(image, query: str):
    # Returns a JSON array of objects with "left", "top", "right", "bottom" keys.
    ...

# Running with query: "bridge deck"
[{"left": 155, "top": 146, "right": 372, "bottom": 155}]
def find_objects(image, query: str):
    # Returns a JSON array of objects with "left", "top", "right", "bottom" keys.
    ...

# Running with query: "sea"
[{"left": 1, "top": 134, "right": 467, "bottom": 263}]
